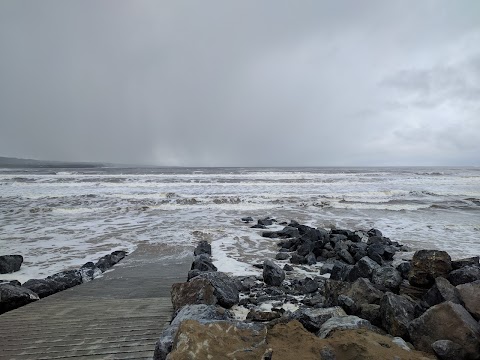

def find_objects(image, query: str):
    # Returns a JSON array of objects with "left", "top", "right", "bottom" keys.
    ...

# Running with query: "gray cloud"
[{"left": 0, "top": 0, "right": 479, "bottom": 166}]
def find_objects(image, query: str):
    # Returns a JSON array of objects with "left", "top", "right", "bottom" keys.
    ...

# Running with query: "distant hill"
[{"left": 0, "top": 156, "right": 106, "bottom": 169}]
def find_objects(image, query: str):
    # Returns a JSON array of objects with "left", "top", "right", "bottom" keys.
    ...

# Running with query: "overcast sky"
[{"left": 0, "top": 1, "right": 479, "bottom": 166}]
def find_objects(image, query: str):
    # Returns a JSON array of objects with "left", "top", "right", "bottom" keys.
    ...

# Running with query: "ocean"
[{"left": 1, "top": 166, "right": 479, "bottom": 283}]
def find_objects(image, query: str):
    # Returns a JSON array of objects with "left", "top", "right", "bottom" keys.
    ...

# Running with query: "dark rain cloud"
[{"left": 0, "top": 1, "right": 479, "bottom": 166}]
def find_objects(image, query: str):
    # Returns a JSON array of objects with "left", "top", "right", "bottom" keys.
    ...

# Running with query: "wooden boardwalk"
[{"left": 0, "top": 244, "right": 191, "bottom": 360}]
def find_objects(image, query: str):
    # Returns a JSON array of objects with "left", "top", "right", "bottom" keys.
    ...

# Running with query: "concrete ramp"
[{"left": 0, "top": 244, "right": 191, "bottom": 360}]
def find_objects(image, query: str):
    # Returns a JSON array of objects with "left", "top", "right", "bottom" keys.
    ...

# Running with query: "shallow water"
[{"left": 0, "top": 166, "right": 479, "bottom": 282}]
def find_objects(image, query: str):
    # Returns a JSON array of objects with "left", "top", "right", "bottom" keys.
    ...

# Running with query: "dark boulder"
[
  {"left": 297, "top": 277, "right": 318, "bottom": 293},
  {"left": 452, "top": 256, "right": 479, "bottom": 270},
  {"left": 276, "top": 226, "right": 300, "bottom": 238},
  {"left": 110, "top": 250, "right": 126, "bottom": 264},
  {"left": 47, "top": 270, "right": 82, "bottom": 289},
  {"left": 305, "top": 252, "right": 317, "bottom": 265},
  {"left": 380, "top": 292, "right": 415, "bottom": 339},
  {"left": 408, "top": 301, "right": 480, "bottom": 358},
  {"left": 0, "top": 255, "right": 23, "bottom": 274},
  {"left": 329, "top": 261, "right": 353, "bottom": 281},
  {"left": 347, "top": 256, "right": 379, "bottom": 282},
  {"left": 22, "top": 278, "right": 66, "bottom": 298},
  {"left": 296, "top": 240, "right": 314, "bottom": 257},
  {"left": 79, "top": 262, "right": 102, "bottom": 282},
  {"left": 448, "top": 265, "right": 480, "bottom": 286},
  {"left": 396, "top": 261, "right": 411, "bottom": 280},
  {"left": 0, "top": 284, "right": 39, "bottom": 314},
  {"left": 196, "top": 272, "right": 239, "bottom": 308},
  {"left": 275, "top": 252, "right": 289, "bottom": 260},
  {"left": 251, "top": 224, "right": 266, "bottom": 229},
  {"left": 258, "top": 218, "right": 274, "bottom": 226},
  {"left": 423, "top": 277, "right": 462, "bottom": 307},
  {"left": 263, "top": 260, "right": 285, "bottom": 287},
  {"left": 191, "top": 254, "right": 217, "bottom": 272},
  {"left": 408, "top": 250, "right": 452, "bottom": 288},
  {"left": 283, "top": 264, "right": 293, "bottom": 271},
  {"left": 338, "top": 294, "right": 357, "bottom": 314},
  {"left": 241, "top": 216, "right": 254, "bottom": 223},
  {"left": 432, "top": 340, "right": 467, "bottom": 360},
  {"left": 367, "top": 228, "right": 383, "bottom": 237},
  {"left": 193, "top": 241, "right": 212, "bottom": 256},
  {"left": 367, "top": 244, "right": 385, "bottom": 264},
  {"left": 338, "top": 249, "right": 355, "bottom": 265},
  {"left": 292, "top": 306, "right": 347, "bottom": 333},
  {"left": 344, "top": 278, "right": 384, "bottom": 306},
  {"left": 359, "top": 304, "right": 382, "bottom": 327},
  {"left": 262, "top": 231, "right": 279, "bottom": 238},
  {"left": 371, "top": 266, "right": 402, "bottom": 291},
  {"left": 399, "top": 280, "right": 429, "bottom": 300},
  {"left": 457, "top": 280, "right": 480, "bottom": 320},
  {"left": 290, "top": 253, "right": 307, "bottom": 264}
]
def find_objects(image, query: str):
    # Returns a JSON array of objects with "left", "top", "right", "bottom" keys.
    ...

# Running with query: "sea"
[{"left": 1, "top": 166, "right": 479, "bottom": 283}]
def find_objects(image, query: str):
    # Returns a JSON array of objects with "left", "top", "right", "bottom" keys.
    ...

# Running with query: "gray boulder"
[
  {"left": 452, "top": 256, "right": 479, "bottom": 270},
  {"left": 22, "top": 278, "right": 66, "bottom": 298},
  {"left": 448, "top": 265, "right": 480, "bottom": 286},
  {"left": 408, "top": 301, "right": 480, "bottom": 358},
  {"left": 293, "top": 306, "right": 346, "bottom": 333},
  {"left": 329, "top": 261, "right": 353, "bottom": 281},
  {"left": 338, "top": 249, "right": 355, "bottom": 265},
  {"left": 193, "top": 241, "right": 211, "bottom": 256},
  {"left": 380, "top": 292, "right": 415, "bottom": 339},
  {"left": 347, "top": 256, "right": 379, "bottom": 282},
  {"left": 191, "top": 254, "right": 217, "bottom": 272},
  {"left": 432, "top": 340, "right": 467, "bottom": 360},
  {"left": 79, "top": 262, "right": 102, "bottom": 282},
  {"left": 275, "top": 252, "right": 289, "bottom": 260},
  {"left": 457, "top": 280, "right": 480, "bottom": 320},
  {"left": 317, "top": 315, "right": 379, "bottom": 338},
  {"left": 263, "top": 259, "right": 285, "bottom": 286},
  {"left": 372, "top": 266, "right": 402, "bottom": 291},
  {"left": 423, "top": 277, "right": 462, "bottom": 307},
  {"left": 345, "top": 277, "right": 384, "bottom": 306},
  {"left": 0, "top": 255, "right": 23, "bottom": 274},
  {"left": 0, "top": 284, "right": 39, "bottom": 314},
  {"left": 47, "top": 270, "right": 82, "bottom": 289}
]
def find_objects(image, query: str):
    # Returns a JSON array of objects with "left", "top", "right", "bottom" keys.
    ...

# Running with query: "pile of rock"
[
  {"left": 0, "top": 250, "right": 127, "bottom": 314},
  {"left": 155, "top": 220, "right": 480, "bottom": 360}
]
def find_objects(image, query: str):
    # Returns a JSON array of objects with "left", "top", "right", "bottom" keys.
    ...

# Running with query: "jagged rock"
[
  {"left": 187, "top": 269, "right": 202, "bottom": 280},
  {"left": 359, "top": 304, "right": 382, "bottom": 327},
  {"left": 457, "top": 280, "right": 480, "bottom": 320},
  {"left": 283, "top": 264, "right": 293, "bottom": 271},
  {"left": 338, "top": 249, "right": 355, "bottom": 265},
  {"left": 347, "top": 256, "right": 379, "bottom": 282},
  {"left": 408, "top": 250, "right": 452, "bottom": 288},
  {"left": 258, "top": 218, "right": 274, "bottom": 226},
  {"left": 380, "top": 292, "right": 415, "bottom": 339},
  {"left": 292, "top": 307, "right": 347, "bottom": 333},
  {"left": 317, "top": 315, "right": 379, "bottom": 338},
  {"left": 277, "top": 226, "right": 300, "bottom": 238},
  {"left": 367, "top": 244, "right": 385, "bottom": 264},
  {"left": 367, "top": 236, "right": 389, "bottom": 246},
  {"left": 95, "top": 251, "right": 126, "bottom": 272},
  {"left": 372, "top": 266, "right": 402, "bottom": 291},
  {"left": 193, "top": 241, "right": 212, "bottom": 256},
  {"left": 320, "top": 263, "right": 335, "bottom": 275},
  {"left": 47, "top": 270, "right": 82, "bottom": 289},
  {"left": 191, "top": 254, "right": 217, "bottom": 272},
  {"left": 297, "top": 240, "right": 314, "bottom": 257},
  {"left": 324, "top": 280, "right": 351, "bottom": 307},
  {"left": 171, "top": 278, "right": 216, "bottom": 311},
  {"left": 330, "top": 261, "right": 353, "bottom": 281},
  {"left": 246, "top": 309, "right": 281, "bottom": 322},
  {"left": 241, "top": 216, "right": 254, "bottom": 223},
  {"left": 251, "top": 224, "right": 266, "bottom": 229},
  {"left": 22, "top": 278, "right": 66, "bottom": 298},
  {"left": 0, "top": 284, "right": 39, "bottom": 314},
  {"left": 399, "top": 280, "right": 429, "bottom": 300},
  {"left": 408, "top": 301, "right": 480, "bottom": 357},
  {"left": 290, "top": 253, "right": 307, "bottom": 264},
  {"left": 338, "top": 295, "right": 357, "bottom": 314},
  {"left": 344, "top": 278, "right": 384, "bottom": 306},
  {"left": 263, "top": 260, "right": 285, "bottom": 287},
  {"left": 153, "top": 304, "right": 234, "bottom": 360},
  {"left": 452, "top": 256, "right": 479, "bottom": 270},
  {"left": 262, "top": 231, "right": 279, "bottom": 238},
  {"left": 448, "top": 265, "right": 480, "bottom": 286},
  {"left": 305, "top": 252, "right": 317, "bottom": 265},
  {"left": 196, "top": 272, "right": 239, "bottom": 308},
  {"left": 297, "top": 277, "right": 318, "bottom": 293},
  {"left": 423, "top": 277, "right": 462, "bottom": 307},
  {"left": 432, "top": 340, "right": 467, "bottom": 360},
  {"left": 79, "top": 262, "right": 102, "bottom": 282},
  {"left": 396, "top": 261, "right": 411, "bottom": 279},
  {"left": 367, "top": 228, "right": 383, "bottom": 237},
  {"left": 0, "top": 255, "right": 23, "bottom": 274},
  {"left": 275, "top": 252, "right": 290, "bottom": 260},
  {"left": 301, "top": 293, "right": 327, "bottom": 308}
]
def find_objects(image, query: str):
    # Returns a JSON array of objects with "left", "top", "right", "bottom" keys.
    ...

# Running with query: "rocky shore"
[
  {"left": 155, "top": 218, "right": 480, "bottom": 360},
  {"left": 0, "top": 250, "right": 127, "bottom": 314}
]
